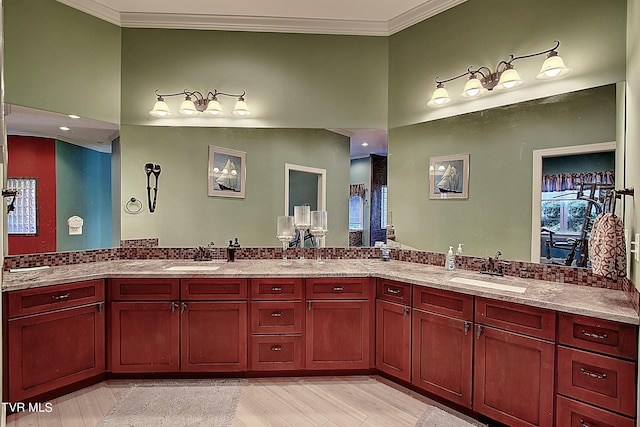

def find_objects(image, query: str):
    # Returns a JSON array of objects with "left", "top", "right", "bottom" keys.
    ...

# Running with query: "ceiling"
[{"left": 7, "top": 1, "right": 466, "bottom": 156}]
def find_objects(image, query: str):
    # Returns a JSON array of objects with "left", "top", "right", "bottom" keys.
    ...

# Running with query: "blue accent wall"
[{"left": 56, "top": 141, "right": 112, "bottom": 251}]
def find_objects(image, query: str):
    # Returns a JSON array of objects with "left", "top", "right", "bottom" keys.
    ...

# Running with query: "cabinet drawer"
[
  {"left": 250, "top": 278, "right": 303, "bottom": 300},
  {"left": 413, "top": 286, "right": 473, "bottom": 320},
  {"left": 556, "top": 395, "right": 635, "bottom": 427},
  {"left": 306, "top": 277, "right": 371, "bottom": 299},
  {"left": 7, "top": 280, "right": 104, "bottom": 318},
  {"left": 376, "top": 279, "right": 411, "bottom": 305},
  {"left": 558, "top": 313, "right": 638, "bottom": 360},
  {"left": 251, "top": 301, "right": 303, "bottom": 334},
  {"left": 181, "top": 278, "right": 248, "bottom": 300},
  {"left": 109, "top": 278, "right": 179, "bottom": 301},
  {"left": 250, "top": 335, "right": 303, "bottom": 371},
  {"left": 557, "top": 346, "right": 636, "bottom": 417},
  {"left": 475, "top": 297, "right": 555, "bottom": 341}
]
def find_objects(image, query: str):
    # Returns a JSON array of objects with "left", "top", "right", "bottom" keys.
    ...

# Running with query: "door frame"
[{"left": 530, "top": 141, "right": 616, "bottom": 262}]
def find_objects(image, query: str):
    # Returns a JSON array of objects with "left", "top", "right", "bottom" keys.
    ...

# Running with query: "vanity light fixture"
[
  {"left": 427, "top": 41, "right": 571, "bottom": 108},
  {"left": 149, "top": 89, "right": 250, "bottom": 118}
]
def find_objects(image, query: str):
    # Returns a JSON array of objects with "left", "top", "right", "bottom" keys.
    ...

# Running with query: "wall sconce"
[
  {"left": 427, "top": 41, "right": 571, "bottom": 107},
  {"left": 149, "top": 89, "right": 250, "bottom": 117}
]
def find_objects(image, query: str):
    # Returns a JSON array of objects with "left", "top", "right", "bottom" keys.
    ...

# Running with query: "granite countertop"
[{"left": 3, "top": 259, "right": 638, "bottom": 325}]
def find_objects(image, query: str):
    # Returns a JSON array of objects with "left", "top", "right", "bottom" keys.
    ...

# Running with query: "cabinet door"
[
  {"left": 110, "top": 301, "right": 180, "bottom": 372},
  {"left": 8, "top": 303, "right": 105, "bottom": 401},
  {"left": 181, "top": 301, "right": 247, "bottom": 372},
  {"left": 474, "top": 325, "right": 555, "bottom": 427},
  {"left": 411, "top": 309, "right": 473, "bottom": 408},
  {"left": 306, "top": 300, "right": 371, "bottom": 370},
  {"left": 376, "top": 299, "right": 411, "bottom": 382}
]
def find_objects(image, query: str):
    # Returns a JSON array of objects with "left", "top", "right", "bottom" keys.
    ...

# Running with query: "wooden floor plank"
[{"left": 5, "top": 376, "right": 478, "bottom": 427}]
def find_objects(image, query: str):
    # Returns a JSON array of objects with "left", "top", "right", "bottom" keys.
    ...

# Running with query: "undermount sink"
[
  {"left": 449, "top": 277, "right": 527, "bottom": 294},
  {"left": 165, "top": 265, "right": 221, "bottom": 271}
]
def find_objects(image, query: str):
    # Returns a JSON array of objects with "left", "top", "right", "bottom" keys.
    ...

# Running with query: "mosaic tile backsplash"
[{"left": 4, "top": 240, "right": 638, "bottom": 312}]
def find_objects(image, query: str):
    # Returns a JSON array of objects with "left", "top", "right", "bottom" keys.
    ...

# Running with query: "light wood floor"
[{"left": 5, "top": 376, "right": 479, "bottom": 427}]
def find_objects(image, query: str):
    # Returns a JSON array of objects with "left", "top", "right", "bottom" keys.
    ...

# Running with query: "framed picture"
[
  {"left": 429, "top": 153, "right": 469, "bottom": 199},
  {"left": 208, "top": 146, "right": 246, "bottom": 198}
]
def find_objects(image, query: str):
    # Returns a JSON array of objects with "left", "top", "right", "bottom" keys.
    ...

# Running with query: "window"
[
  {"left": 541, "top": 191, "right": 599, "bottom": 234},
  {"left": 380, "top": 185, "right": 388, "bottom": 229},
  {"left": 7, "top": 178, "right": 37, "bottom": 235},
  {"left": 349, "top": 195, "right": 363, "bottom": 230}
]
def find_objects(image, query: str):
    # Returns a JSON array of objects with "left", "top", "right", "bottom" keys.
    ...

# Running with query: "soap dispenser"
[
  {"left": 446, "top": 246, "right": 455, "bottom": 271},
  {"left": 227, "top": 238, "right": 240, "bottom": 262},
  {"left": 456, "top": 244, "right": 464, "bottom": 256}
]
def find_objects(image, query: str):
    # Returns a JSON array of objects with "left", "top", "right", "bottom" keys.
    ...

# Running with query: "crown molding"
[{"left": 56, "top": 0, "right": 466, "bottom": 36}]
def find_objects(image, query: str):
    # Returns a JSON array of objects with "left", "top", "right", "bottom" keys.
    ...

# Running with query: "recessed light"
[
  {"left": 68, "top": 114, "right": 80, "bottom": 119},
  {"left": 361, "top": 142, "right": 369, "bottom": 147},
  {"left": 59, "top": 126, "right": 70, "bottom": 131}
]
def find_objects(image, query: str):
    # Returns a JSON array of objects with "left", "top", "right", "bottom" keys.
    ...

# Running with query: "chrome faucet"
[{"left": 194, "top": 242, "right": 215, "bottom": 261}]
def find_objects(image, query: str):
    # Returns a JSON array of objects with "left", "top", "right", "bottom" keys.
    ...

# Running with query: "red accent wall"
[{"left": 7, "top": 136, "right": 57, "bottom": 255}]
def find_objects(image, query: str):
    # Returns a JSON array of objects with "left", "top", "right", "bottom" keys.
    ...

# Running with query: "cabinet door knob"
[
  {"left": 171, "top": 302, "right": 179, "bottom": 313},
  {"left": 181, "top": 302, "right": 187, "bottom": 314},
  {"left": 476, "top": 325, "right": 484, "bottom": 339},
  {"left": 403, "top": 307, "right": 409, "bottom": 317},
  {"left": 464, "top": 321, "right": 470, "bottom": 336}
]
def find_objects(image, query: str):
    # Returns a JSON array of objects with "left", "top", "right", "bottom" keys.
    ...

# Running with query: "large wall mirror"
[{"left": 4, "top": 83, "right": 626, "bottom": 274}]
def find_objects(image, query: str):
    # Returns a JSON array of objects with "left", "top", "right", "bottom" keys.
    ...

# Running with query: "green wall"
[
  {"left": 388, "top": 0, "right": 627, "bottom": 128},
  {"left": 388, "top": 85, "right": 616, "bottom": 260},
  {"left": 121, "top": 28, "right": 388, "bottom": 129},
  {"left": 4, "top": 0, "right": 121, "bottom": 123},
  {"left": 119, "top": 126, "right": 349, "bottom": 247}
]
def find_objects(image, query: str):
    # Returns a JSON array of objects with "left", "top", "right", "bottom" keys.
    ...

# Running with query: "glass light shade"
[
  {"left": 461, "top": 77, "right": 487, "bottom": 99},
  {"left": 204, "top": 99, "right": 222, "bottom": 116},
  {"left": 178, "top": 99, "right": 198, "bottom": 116},
  {"left": 536, "top": 55, "right": 571, "bottom": 80},
  {"left": 495, "top": 68, "right": 524, "bottom": 90},
  {"left": 232, "top": 99, "right": 250, "bottom": 116},
  {"left": 149, "top": 100, "right": 171, "bottom": 117},
  {"left": 427, "top": 86, "right": 451, "bottom": 107}
]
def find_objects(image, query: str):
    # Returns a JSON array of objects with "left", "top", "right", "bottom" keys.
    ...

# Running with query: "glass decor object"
[
  {"left": 293, "top": 205, "right": 311, "bottom": 260},
  {"left": 276, "top": 216, "right": 295, "bottom": 264},
  {"left": 310, "top": 210, "right": 328, "bottom": 263}
]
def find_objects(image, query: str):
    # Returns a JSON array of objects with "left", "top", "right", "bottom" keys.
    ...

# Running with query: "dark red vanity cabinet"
[{"left": 6, "top": 280, "right": 105, "bottom": 402}]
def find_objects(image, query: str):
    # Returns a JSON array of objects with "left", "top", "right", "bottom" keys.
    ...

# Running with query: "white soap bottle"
[
  {"left": 456, "top": 244, "right": 464, "bottom": 256},
  {"left": 446, "top": 246, "right": 455, "bottom": 271}
]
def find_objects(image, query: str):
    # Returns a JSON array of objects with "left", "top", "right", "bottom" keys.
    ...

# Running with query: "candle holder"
[
  {"left": 310, "top": 210, "right": 328, "bottom": 263},
  {"left": 276, "top": 216, "right": 295, "bottom": 264},
  {"left": 293, "top": 205, "right": 311, "bottom": 260}
]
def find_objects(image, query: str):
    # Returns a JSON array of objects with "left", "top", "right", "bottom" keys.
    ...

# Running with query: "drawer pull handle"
[
  {"left": 579, "top": 420, "right": 590, "bottom": 427},
  {"left": 271, "top": 346, "right": 283, "bottom": 351},
  {"left": 581, "top": 329, "right": 608, "bottom": 340},
  {"left": 271, "top": 312, "right": 284, "bottom": 317},
  {"left": 387, "top": 288, "right": 400, "bottom": 294},
  {"left": 51, "top": 293, "right": 70, "bottom": 300},
  {"left": 333, "top": 286, "right": 344, "bottom": 291},
  {"left": 271, "top": 287, "right": 283, "bottom": 292},
  {"left": 580, "top": 367, "right": 607, "bottom": 380}
]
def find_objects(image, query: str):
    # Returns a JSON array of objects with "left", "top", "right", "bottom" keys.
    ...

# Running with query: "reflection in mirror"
[
  {"left": 4, "top": 104, "right": 119, "bottom": 255},
  {"left": 531, "top": 142, "right": 616, "bottom": 266},
  {"left": 285, "top": 164, "right": 326, "bottom": 248}
]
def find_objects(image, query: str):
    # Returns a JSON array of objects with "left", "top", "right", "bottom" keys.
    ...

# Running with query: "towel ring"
[{"left": 125, "top": 197, "right": 143, "bottom": 214}]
